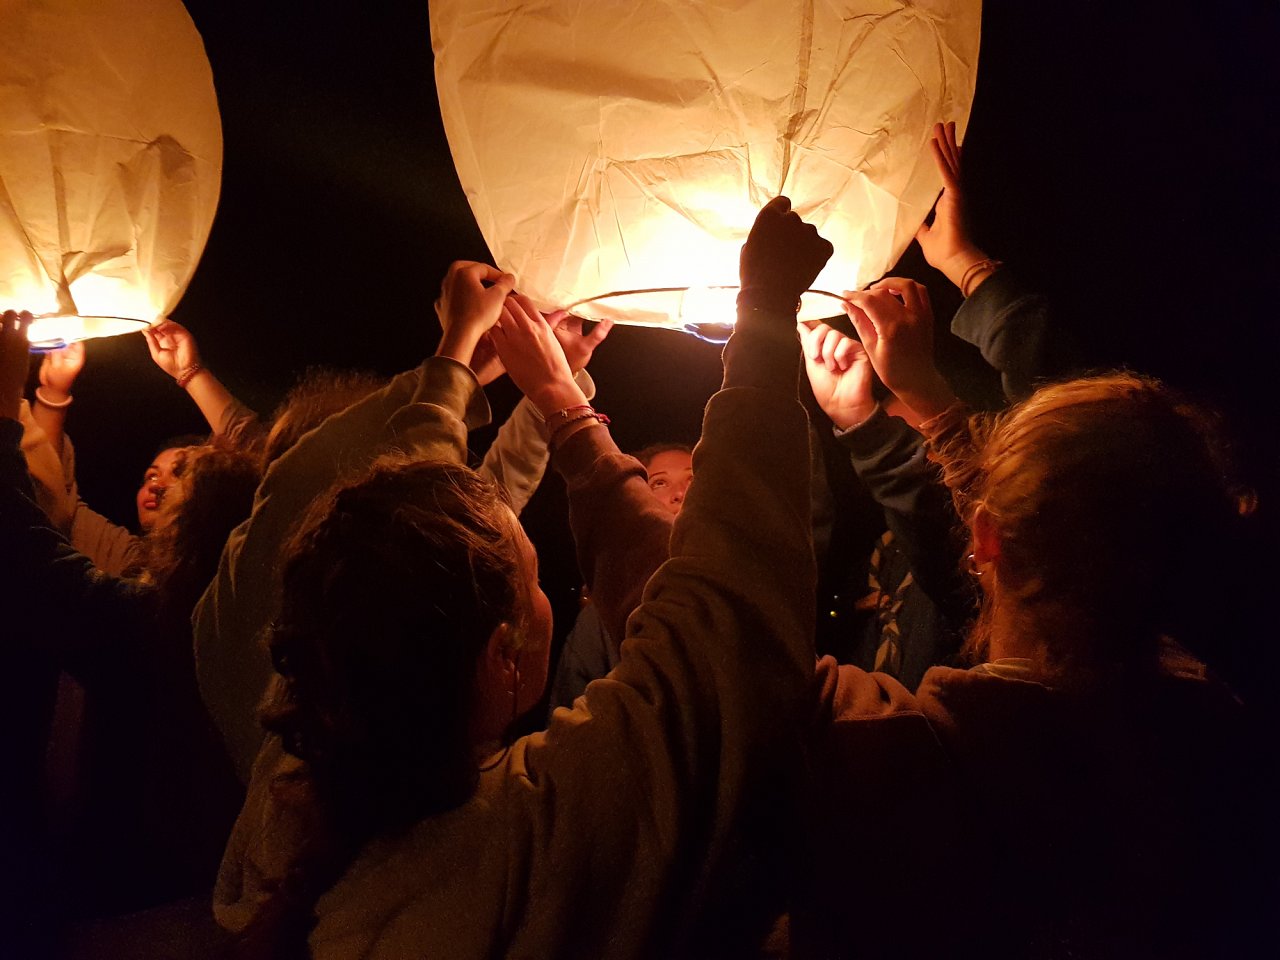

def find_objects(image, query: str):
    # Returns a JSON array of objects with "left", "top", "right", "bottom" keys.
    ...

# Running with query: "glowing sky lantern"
[
  {"left": 0, "top": 0, "right": 222, "bottom": 349},
  {"left": 432, "top": 0, "right": 981, "bottom": 330}
]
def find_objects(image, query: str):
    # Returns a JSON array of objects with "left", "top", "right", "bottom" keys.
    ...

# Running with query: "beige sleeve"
[
  {"left": 17, "top": 400, "right": 76, "bottom": 533},
  {"left": 194, "top": 357, "right": 491, "bottom": 783}
]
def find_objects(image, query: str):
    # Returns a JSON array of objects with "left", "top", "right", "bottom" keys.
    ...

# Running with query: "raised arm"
[
  {"left": 1, "top": 313, "right": 150, "bottom": 675},
  {"left": 193, "top": 261, "right": 514, "bottom": 782},
  {"left": 494, "top": 199, "right": 831, "bottom": 956},
  {"left": 477, "top": 313, "right": 611, "bottom": 515},
  {"left": 143, "top": 319, "right": 258, "bottom": 437},
  {"left": 803, "top": 320, "right": 973, "bottom": 621},
  {"left": 30, "top": 341, "right": 83, "bottom": 457},
  {"left": 491, "top": 295, "right": 669, "bottom": 648},
  {"left": 917, "top": 120, "right": 1078, "bottom": 398}
]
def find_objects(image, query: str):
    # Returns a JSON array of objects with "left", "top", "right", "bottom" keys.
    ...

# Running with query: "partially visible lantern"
[
  {"left": 432, "top": 0, "right": 981, "bottom": 329},
  {"left": 0, "top": 0, "right": 222, "bottom": 349}
]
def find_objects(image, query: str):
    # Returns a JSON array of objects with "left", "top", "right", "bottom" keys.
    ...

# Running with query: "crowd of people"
[{"left": 1, "top": 123, "right": 1271, "bottom": 958}]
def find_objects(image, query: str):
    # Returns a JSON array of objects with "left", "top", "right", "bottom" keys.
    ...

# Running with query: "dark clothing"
[
  {"left": 0, "top": 417, "right": 241, "bottom": 920},
  {"left": 834, "top": 267, "right": 1080, "bottom": 686},
  {"left": 794, "top": 649, "right": 1271, "bottom": 959}
]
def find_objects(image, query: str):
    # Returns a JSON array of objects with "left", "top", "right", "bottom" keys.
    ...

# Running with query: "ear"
[
  {"left": 474, "top": 622, "right": 517, "bottom": 701},
  {"left": 971, "top": 503, "right": 1002, "bottom": 566},
  {"left": 484, "top": 622, "right": 518, "bottom": 676}
]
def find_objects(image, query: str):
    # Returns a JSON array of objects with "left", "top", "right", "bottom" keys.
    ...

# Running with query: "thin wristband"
[
  {"left": 34, "top": 387, "right": 73, "bottom": 410},
  {"left": 549, "top": 411, "right": 609, "bottom": 449},
  {"left": 960, "top": 258, "right": 1003, "bottom": 297},
  {"left": 175, "top": 362, "right": 204, "bottom": 389},
  {"left": 542, "top": 402, "right": 596, "bottom": 440}
]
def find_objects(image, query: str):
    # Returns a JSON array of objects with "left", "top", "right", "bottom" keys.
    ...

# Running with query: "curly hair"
[
  {"left": 261, "top": 367, "right": 386, "bottom": 469},
  {"left": 142, "top": 437, "right": 260, "bottom": 624},
  {"left": 260, "top": 457, "right": 524, "bottom": 825},
  {"left": 240, "top": 458, "right": 526, "bottom": 956},
  {"left": 929, "top": 373, "right": 1246, "bottom": 685}
]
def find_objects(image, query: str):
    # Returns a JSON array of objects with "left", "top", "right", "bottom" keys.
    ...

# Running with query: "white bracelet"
[{"left": 34, "top": 387, "right": 73, "bottom": 409}]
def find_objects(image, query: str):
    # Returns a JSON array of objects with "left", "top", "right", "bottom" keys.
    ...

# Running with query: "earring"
[
  {"left": 965, "top": 553, "right": 985, "bottom": 577},
  {"left": 508, "top": 656, "right": 522, "bottom": 731}
]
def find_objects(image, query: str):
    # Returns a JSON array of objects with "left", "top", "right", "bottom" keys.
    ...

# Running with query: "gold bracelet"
[{"left": 960, "top": 258, "right": 1003, "bottom": 297}]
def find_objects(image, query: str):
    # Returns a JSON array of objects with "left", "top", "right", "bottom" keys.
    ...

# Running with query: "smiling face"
[
  {"left": 135, "top": 447, "right": 187, "bottom": 531},
  {"left": 644, "top": 449, "right": 694, "bottom": 516}
]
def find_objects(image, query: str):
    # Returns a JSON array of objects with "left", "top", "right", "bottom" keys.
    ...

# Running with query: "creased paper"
[
  {"left": 0, "top": 0, "right": 222, "bottom": 347},
  {"left": 433, "top": 0, "right": 981, "bottom": 327}
]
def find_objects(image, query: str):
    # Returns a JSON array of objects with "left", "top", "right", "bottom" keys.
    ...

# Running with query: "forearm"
[
  {"left": 553, "top": 424, "right": 673, "bottom": 647},
  {"left": 839, "top": 406, "right": 973, "bottom": 617},
  {"left": 934, "top": 246, "right": 998, "bottom": 296},
  {"left": 182, "top": 368, "right": 241, "bottom": 436},
  {"left": 29, "top": 394, "right": 67, "bottom": 457},
  {"left": 951, "top": 268, "right": 1079, "bottom": 400},
  {"left": 479, "top": 369, "right": 597, "bottom": 516},
  {"left": 18, "top": 400, "right": 76, "bottom": 532}
]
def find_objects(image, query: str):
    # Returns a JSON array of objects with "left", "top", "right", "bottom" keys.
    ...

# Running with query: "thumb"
[
  {"left": 843, "top": 297, "right": 877, "bottom": 352},
  {"left": 491, "top": 273, "right": 517, "bottom": 298},
  {"left": 584, "top": 318, "right": 613, "bottom": 347}
]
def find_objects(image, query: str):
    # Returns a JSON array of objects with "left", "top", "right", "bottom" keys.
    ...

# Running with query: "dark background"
[{"left": 45, "top": 1, "right": 1280, "bottom": 696}]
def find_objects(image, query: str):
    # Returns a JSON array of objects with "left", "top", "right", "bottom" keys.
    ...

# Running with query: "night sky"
[{"left": 45, "top": 1, "right": 1280, "bottom": 697}]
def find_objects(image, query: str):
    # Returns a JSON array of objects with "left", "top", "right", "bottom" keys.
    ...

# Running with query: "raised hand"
[
  {"left": 549, "top": 312, "right": 613, "bottom": 373},
  {"left": 738, "top": 196, "right": 834, "bottom": 315},
  {"left": 434, "top": 261, "right": 516, "bottom": 369},
  {"left": 38, "top": 341, "right": 86, "bottom": 399},
  {"left": 143, "top": 319, "right": 202, "bottom": 380},
  {"left": 843, "top": 278, "right": 956, "bottom": 421},
  {"left": 801, "top": 323, "right": 876, "bottom": 430},
  {"left": 489, "top": 294, "right": 586, "bottom": 417},
  {"left": 0, "top": 310, "right": 33, "bottom": 421},
  {"left": 914, "top": 121, "right": 993, "bottom": 292}
]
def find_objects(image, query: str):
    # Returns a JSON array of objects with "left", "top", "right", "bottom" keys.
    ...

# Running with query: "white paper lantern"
[
  {"left": 0, "top": 0, "right": 222, "bottom": 349},
  {"left": 433, "top": 0, "right": 981, "bottom": 329}
]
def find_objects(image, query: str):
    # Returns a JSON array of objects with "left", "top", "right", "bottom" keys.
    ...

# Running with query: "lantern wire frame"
[
  {"left": 567, "top": 286, "right": 849, "bottom": 332},
  {"left": 25, "top": 315, "right": 152, "bottom": 352}
]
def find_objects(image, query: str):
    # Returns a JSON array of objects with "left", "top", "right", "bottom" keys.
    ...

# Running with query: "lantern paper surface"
[
  {"left": 433, "top": 0, "right": 981, "bottom": 328},
  {"left": 0, "top": 0, "right": 222, "bottom": 348}
]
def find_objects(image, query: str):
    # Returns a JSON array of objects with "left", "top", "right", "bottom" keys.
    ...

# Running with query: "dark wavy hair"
[
  {"left": 242, "top": 457, "right": 525, "bottom": 956},
  {"left": 261, "top": 367, "right": 386, "bottom": 469},
  {"left": 631, "top": 441, "right": 693, "bottom": 469},
  {"left": 930, "top": 373, "right": 1247, "bottom": 685},
  {"left": 142, "top": 437, "right": 260, "bottom": 624}
]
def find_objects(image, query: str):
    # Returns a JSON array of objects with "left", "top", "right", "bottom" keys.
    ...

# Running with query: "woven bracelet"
[
  {"left": 175, "top": 362, "right": 204, "bottom": 389},
  {"left": 548, "top": 410, "right": 610, "bottom": 448}
]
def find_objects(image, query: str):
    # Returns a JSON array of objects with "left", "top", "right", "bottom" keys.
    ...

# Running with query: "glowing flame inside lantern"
[{"left": 432, "top": 0, "right": 981, "bottom": 333}]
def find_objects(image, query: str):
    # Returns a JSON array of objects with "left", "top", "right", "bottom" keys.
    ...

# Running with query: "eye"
[{"left": 650, "top": 478, "right": 668, "bottom": 489}]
